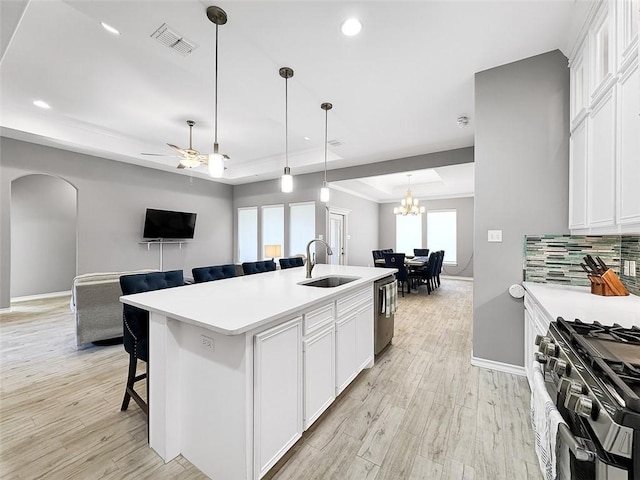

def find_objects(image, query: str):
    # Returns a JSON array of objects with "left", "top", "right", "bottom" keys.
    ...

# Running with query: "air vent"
[
  {"left": 328, "top": 139, "right": 343, "bottom": 147},
  {"left": 151, "top": 23, "right": 199, "bottom": 56}
]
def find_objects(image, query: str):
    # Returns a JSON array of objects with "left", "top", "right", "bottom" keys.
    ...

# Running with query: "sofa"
[{"left": 71, "top": 270, "right": 157, "bottom": 346}]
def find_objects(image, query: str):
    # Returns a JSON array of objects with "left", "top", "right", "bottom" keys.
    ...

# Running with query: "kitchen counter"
[
  {"left": 121, "top": 264, "right": 395, "bottom": 335},
  {"left": 523, "top": 281, "right": 640, "bottom": 328},
  {"left": 120, "top": 264, "right": 396, "bottom": 480}
]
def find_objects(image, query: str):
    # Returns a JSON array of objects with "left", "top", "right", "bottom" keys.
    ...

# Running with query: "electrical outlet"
[
  {"left": 488, "top": 230, "right": 503, "bottom": 242},
  {"left": 201, "top": 335, "right": 214, "bottom": 351}
]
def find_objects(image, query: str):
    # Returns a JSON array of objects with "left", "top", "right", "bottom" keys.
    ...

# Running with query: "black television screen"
[{"left": 143, "top": 209, "right": 197, "bottom": 240}]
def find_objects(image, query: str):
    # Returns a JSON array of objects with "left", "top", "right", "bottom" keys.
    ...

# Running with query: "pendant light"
[
  {"left": 394, "top": 174, "right": 426, "bottom": 215},
  {"left": 206, "top": 6, "right": 227, "bottom": 178},
  {"left": 320, "top": 102, "right": 332, "bottom": 203},
  {"left": 279, "top": 67, "right": 294, "bottom": 193}
]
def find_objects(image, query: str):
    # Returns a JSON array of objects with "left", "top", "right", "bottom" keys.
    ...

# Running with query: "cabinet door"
[
  {"left": 569, "top": 120, "right": 588, "bottom": 229},
  {"left": 254, "top": 317, "right": 302, "bottom": 479},
  {"left": 617, "top": 63, "right": 640, "bottom": 226},
  {"left": 303, "top": 325, "right": 335, "bottom": 429},
  {"left": 335, "top": 314, "right": 357, "bottom": 395},
  {"left": 524, "top": 306, "right": 535, "bottom": 387},
  {"left": 587, "top": 89, "right": 616, "bottom": 228},
  {"left": 354, "top": 302, "right": 374, "bottom": 372}
]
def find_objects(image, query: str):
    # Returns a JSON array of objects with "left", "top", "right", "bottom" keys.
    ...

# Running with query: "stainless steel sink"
[{"left": 299, "top": 276, "right": 360, "bottom": 288}]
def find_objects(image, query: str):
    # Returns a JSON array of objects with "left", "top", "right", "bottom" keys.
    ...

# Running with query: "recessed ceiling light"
[
  {"left": 101, "top": 22, "right": 120, "bottom": 35},
  {"left": 341, "top": 18, "right": 362, "bottom": 36},
  {"left": 304, "top": 136, "right": 310, "bottom": 141},
  {"left": 33, "top": 100, "right": 51, "bottom": 109}
]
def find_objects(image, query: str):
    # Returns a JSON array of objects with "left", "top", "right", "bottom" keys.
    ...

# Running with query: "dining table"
[{"left": 374, "top": 256, "right": 429, "bottom": 268}]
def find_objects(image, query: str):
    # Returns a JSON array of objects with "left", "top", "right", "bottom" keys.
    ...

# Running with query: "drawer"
[
  {"left": 304, "top": 302, "right": 335, "bottom": 335},
  {"left": 336, "top": 287, "right": 372, "bottom": 318}
]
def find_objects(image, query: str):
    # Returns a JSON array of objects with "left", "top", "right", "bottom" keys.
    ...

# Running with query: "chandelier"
[{"left": 394, "top": 174, "right": 425, "bottom": 216}]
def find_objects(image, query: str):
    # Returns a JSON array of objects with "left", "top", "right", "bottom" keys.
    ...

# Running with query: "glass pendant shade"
[
  {"left": 208, "top": 152, "right": 225, "bottom": 178},
  {"left": 281, "top": 166, "right": 293, "bottom": 193},
  {"left": 320, "top": 183, "right": 330, "bottom": 202}
]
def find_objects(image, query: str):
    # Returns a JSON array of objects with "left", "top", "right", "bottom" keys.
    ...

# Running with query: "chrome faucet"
[{"left": 306, "top": 239, "right": 333, "bottom": 278}]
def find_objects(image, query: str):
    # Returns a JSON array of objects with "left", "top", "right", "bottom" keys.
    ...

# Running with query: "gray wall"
[
  {"left": 473, "top": 50, "right": 570, "bottom": 366},
  {"left": 0, "top": 137, "right": 233, "bottom": 308},
  {"left": 10, "top": 174, "right": 77, "bottom": 297},
  {"left": 233, "top": 172, "right": 379, "bottom": 267},
  {"left": 378, "top": 197, "right": 474, "bottom": 277}
]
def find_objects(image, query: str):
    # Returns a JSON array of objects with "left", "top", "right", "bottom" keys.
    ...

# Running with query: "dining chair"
[
  {"left": 436, "top": 250, "right": 445, "bottom": 287},
  {"left": 416, "top": 251, "right": 440, "bottom": 294},
  {"left": 279, "top": 257, "right": 304, "bottom": 269},
  {"left": 119, "top": 270, "right": 184, "bottom": 416},
  {"left": 413, "top": 248, "right": 429, "bottom": 257},
  {"left": 383, "top": 252, "right": 409, "bottom": 296},
  {"left": 242, "top": 260, "right": 277, "bottom": 275},
  {"left": 192, "top": 264, "right": 237, "bottom": 283}
]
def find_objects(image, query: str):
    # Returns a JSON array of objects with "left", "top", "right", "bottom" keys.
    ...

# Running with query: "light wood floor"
[{"left": 0, "top": 280, "right": 541, "bottom": 480}]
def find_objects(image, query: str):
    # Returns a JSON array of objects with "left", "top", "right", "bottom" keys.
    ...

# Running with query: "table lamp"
[{"left": 264, "top": 244, "right": 282, "bottom": 261}]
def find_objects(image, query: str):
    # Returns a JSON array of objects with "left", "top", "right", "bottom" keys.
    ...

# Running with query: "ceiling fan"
[{"left": 142, "top": 120, "right": 228, "bottom": 170}]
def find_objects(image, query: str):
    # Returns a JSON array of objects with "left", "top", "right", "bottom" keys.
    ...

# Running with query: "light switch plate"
[
  {"left": 488, "top": 230, "right": 503, "bottom": 242},
  {"left": 631, "top": 260, "right": 637, "bottom": 277}
]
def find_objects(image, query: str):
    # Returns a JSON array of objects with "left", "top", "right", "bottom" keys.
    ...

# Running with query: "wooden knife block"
[{"left": 589, "top": 269, "right": 629, "bottom": 296}]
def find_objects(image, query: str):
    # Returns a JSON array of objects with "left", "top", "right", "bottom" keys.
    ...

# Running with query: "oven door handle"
[{"left": 558, "top": 423, "right": 596, "bottom": 462}]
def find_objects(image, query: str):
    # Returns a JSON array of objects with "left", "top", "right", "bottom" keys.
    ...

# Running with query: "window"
[
  {"left": 262, "top": 205, "right": 284, "bottom": 260},
  {"left": 395, "top": 215, "right": 422, "bottom": 256},
  {"left": 427, "top": 210, "right": 457, "bottom": 264},
  {"left": 289, "top": 202, "right": 315, "bottom": 257},
  {"left": 238, "top": 207, "right": 257, "bottom": 262}
]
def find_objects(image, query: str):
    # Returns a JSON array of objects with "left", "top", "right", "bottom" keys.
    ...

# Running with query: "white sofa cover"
[{"left": 71, "top": 270, "right": 157, "bottom": 346}]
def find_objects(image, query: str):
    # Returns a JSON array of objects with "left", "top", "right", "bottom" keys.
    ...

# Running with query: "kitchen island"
[{"left": 120, "top": 264, "right": 396, "bottom": 480}]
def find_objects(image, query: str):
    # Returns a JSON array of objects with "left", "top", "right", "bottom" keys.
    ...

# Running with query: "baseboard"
[
  {"left": 442, "top": 275, "right": 473, "bottom": 282},
  {"left": 470, "top": 355, "right": 526, "bottom": 377},
  {"left": 11, "top": 290, "right": 71, "bottom": 303}
]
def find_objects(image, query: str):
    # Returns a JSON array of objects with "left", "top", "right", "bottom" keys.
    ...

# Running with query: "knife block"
[{"left": 589, "top": 269, "right": 629, "bottom": 296}]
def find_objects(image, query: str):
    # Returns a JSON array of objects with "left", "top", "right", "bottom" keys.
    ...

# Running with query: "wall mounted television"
[{"left": 143, "top": 208, "right": 197, "bottom": 240}]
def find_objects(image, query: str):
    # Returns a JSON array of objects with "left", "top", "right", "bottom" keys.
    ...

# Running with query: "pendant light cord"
[
  {"left": 285, "top": 76, "right": 289, "bottom": 169},
  {"left": 324, "top": 108, "right": 328, "bottom": 183},
  {"left": 214, "top": 23, "right": 219, "bottom": 146}
]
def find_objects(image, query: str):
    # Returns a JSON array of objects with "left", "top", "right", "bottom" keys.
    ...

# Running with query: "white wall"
[
  {"left": 10, "top": 174, "right": 77, "bottom": 297},
  {"left": 473, "top": 50, "right": 570, "bottom": 367},
  {"left": 0, "top": 137, "right": 234, "bottom": 307}
]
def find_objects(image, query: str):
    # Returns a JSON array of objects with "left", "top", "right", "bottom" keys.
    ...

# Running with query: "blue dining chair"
[
  {"left": 119, "top": 270, "right": 184, "bottom": 415},
  {"left": 383, "top": 252, "right": 409, "bottom": 296}
]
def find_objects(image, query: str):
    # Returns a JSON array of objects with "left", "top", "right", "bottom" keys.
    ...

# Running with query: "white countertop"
[
  {"left": 523, "top": 281, "right": 640, "bottom": 329},
  {"left": 120, "top": 264, "right": 396, "bottom": 336}
]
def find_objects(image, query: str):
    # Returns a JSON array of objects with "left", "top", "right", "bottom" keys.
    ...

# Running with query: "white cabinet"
[
  {"left": 569, "top": 120, "right": 588, "bottom": 229},
  {"left": 303, "top": 324, "right": 335, "bottom": 429},
  {"left": 254, "top": 317, "right": 303, "bottom": 479},
  {"left": 617, "top": 63, "right": 640, "bottom": 227},
  {"left": 355, "top": 302, "right": 374, "bottom": 372},
  {"left": 569, "top": 0, "right": 640, "bottom": 234},
  {"left": 335, "top": 287, "right": 373, "bottom": 395},
  {"left": 335, "top": 313, "right": 358, "bottom": 395},
  {"left": 524, "top": 306, "right": 536, "bottom": 386},
  {"left": 587, "top": 88, "right": 616, "bottom": 229}
]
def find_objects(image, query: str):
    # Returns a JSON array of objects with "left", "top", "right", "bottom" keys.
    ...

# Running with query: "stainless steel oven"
[{"left": 534, "top": 318, "right": 639, "bottom": 480}]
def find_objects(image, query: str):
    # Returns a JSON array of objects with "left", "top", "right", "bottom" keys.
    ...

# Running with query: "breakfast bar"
[{"left": 120, "top": 264, "right": 396, "bottom": 480}]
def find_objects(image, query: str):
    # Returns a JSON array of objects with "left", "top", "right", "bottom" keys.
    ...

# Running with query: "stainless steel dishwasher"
[{"left": 374, "top": 274, "right": 396, "bottom": 355}]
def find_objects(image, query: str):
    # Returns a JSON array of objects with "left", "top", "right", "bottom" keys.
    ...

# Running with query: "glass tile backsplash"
[{"left": 524, "top": 234, "right": 640, "bottom": 296}]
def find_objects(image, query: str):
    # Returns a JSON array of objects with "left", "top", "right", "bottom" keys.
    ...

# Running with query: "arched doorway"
[{"left": 10, "top": 174, "right": 77, "bottom": 298}]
